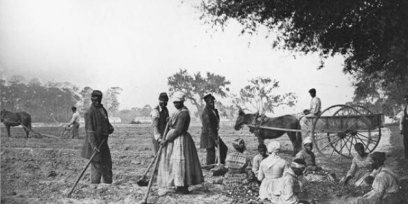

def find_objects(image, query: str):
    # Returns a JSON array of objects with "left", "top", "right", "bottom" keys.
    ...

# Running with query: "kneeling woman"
[
  {"left": 258, "top": 141, "right": 288, "bottom": 201},
  {"left": 223, "top": 138, "right": 251, "bottom": 189}
]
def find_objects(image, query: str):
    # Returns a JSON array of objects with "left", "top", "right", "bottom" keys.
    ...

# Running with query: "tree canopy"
[
  {"left": 234, "top": 77, "right": 297, "bottom": 114},
  {"left": 201, "top": 0, "right": 408, "bottom": 105},
  {"left": 168, "top": 69, "right": 231, "bottom": 116}
]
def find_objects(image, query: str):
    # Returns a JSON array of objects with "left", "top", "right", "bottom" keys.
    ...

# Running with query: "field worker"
[
  {"left": 200, "top": 93, "right": 228, "bottom": 167},
  {"left": 399, "top": 94, "right": 408, "bottom": 159},
  {"left": 258, "top": 141, "right": 288, "bottom": 202},
  {"left": 67, "top": 106, "right": 81, "bottom": 139},
  {"left": 275, "top": 158, "right": 316, "bottom": 204},
  {"left": 80, "top": 90, "right": 114, "bottom": 184},
  {"left": 340, "top": 143, "right": 372, "bottom": 187},
  {"left": 296, "top": 137, "right": 335, "bottom": 182},
  {"left": 223, "top": 138, "right": 250, "bottom": 189},
  {"left": 351, "top": 152, "right": 401, "bottom": 204},
  {"left": 300, "top": 88, "right": 322, "bottom": 137},
  {"left": 251, "top": 144, "right": 268, "bottom": 180},
  {"left": 157, "top": 91, "right": 204, "bottom": 195},
  {"left": 150, "top": 92, "right": 169, "bottom": 153}
]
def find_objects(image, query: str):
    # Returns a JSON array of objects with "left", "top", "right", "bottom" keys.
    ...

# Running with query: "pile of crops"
[
  {"left": 224, "top": 181, "right": 262, "bottom": 204},
  {"left": 304, "top": 181, "right": 368, "bottom": 200}
]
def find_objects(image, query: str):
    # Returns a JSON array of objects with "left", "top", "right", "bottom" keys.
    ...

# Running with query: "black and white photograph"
[{"left": 1, "top": 0, "right": 407, "bottom": 203}]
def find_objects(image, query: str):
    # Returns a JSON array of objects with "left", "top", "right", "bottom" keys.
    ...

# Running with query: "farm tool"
[
  {"left": 139, "top": 122, "right": 170, "bottom": 204},
  {"left": 201, "top": 135, "right": 228, "bottom": 176},
  {"left": 67, "top": 138, "right": 106, "bottom": 198}
]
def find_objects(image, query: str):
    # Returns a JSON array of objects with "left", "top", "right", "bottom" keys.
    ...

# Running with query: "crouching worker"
[
  {"left": 223, "top": 138, "right": 251, "bottom": 189},
  {"left": 351, "top": 152, "right": 401, "bottom": 204},
  {"left": 296, "top": 137, "right": 335, "bottom": 182},
  {"left": 340, "top": 143, "right": 373, "bottom": 187},
  {"left": 250, "top": 144, "right": 268, "bottom": 182},
  {"left": 273, "top": 158, "right": 317, "bottom": 204},
  {"left": 258, "top": 141, "right": 288, "bottom": 201}
]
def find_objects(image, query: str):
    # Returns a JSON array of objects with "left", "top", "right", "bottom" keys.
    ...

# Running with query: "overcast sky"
[{"left": 0, "top": 0, "right": 355, "bottom": 115}]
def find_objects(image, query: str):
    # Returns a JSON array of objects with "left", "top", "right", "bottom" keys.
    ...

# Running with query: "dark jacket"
[
  {"left": 81, "top": 104, "right": 114, "bottom": 160},
  {"left": 200, "top": 105, "right": 220, "bottom": 148}
]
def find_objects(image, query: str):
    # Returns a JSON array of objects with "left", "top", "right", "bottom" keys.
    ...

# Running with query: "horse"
[
  {"left": 234, "top": 109, "right": 303, "bottom": 155},
  {"left": 1, "top": 109, "right": 32, "bottom": 138}
]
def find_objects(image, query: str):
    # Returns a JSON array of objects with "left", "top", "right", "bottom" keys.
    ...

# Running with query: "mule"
[
  {"left": 1, "top": 109, "right": 32, "bottom": 138},
  {"left": 234, "top": 109, "right": 303, "bottom": 155}
]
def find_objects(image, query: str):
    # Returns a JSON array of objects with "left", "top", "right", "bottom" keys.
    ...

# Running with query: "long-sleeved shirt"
[
  {"left": 69, "top": 112, "right": 80, "bottom": 125},
  {"left": 309, "top": 97, "right": 321, "bottom": 115},
  {"left": 361, "top": 167, "right": 399, "bottom": 201},
  {"left": 252, "top": 154, "right": 266, "bottom": 176},
  {"left": 277, "top": 168, "right": 301, "bottom": 204}
]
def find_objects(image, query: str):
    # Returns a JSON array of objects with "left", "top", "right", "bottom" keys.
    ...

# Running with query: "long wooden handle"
[
  {"left": 217, "top": 135, "right": 221, "bottom": 165},
  {"left": 67, "top": 138, "right": 106, "bottom": 198},
  {"left": 139, "top": 149, "right": 161, "bottom": 181},
  {"left": 141, "top": 121, "right": 170, "bottom": 203}
]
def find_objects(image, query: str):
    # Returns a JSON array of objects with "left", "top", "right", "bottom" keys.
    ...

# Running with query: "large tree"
[
  {"left": 234, "top": 77, "right": 297, "bottom": 114},
  {"left": 201, "top": 0, "right": 408, "bottom": 105},
  {"left": 168, "top": 69, "right": 230, "bottom": 117}
]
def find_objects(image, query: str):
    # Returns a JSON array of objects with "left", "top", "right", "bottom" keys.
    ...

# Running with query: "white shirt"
[
  {"left": 69, "top": 112, "right": 80, "bottom": 124},
  {"left": 310, "top": 97, "right": 321, "bottom": 115}
]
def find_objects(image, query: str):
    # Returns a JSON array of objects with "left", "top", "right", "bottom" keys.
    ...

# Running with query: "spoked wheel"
[{"left": 311, "top": 105, "right": 378, "bottom": 161}]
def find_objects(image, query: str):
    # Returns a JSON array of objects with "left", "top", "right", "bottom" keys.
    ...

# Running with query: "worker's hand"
[
  {"left": 160, "top": 140, "right": 168, "bottom": 146},
  {"left": 66, "top": 124, "right": 71, "bottom": 128},
  {"left": 93, "top": 147, "right": 100, "bottom": 153}
]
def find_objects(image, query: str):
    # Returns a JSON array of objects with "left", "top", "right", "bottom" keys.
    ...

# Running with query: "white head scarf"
[
  {"left": 172, "top": 91, "right": 186, "bottom": 102},
  {"left": 267, "top": 141, "right": 281, "bottom": 153},
  {"left": 303, "top": 136, "right": 313, "bottom": 145}
]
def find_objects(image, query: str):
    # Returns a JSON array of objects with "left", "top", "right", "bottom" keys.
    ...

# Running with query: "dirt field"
[{"left": 1, "top": 123, "right": 407, "bottom": 204}]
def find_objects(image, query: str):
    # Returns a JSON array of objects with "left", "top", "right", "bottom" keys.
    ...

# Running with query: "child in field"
[{"left": 251, "top": 144, "right": 268, "bottom": 181}]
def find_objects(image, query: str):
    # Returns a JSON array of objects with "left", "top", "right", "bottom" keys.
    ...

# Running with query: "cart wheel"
[
  {"left": 350, "top": 105, "right": 373, "bottom": 115},
  {"left": 311, "top": 105, "right": 376, "bottom": 160}
]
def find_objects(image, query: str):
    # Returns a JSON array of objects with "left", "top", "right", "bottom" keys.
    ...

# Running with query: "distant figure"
[
  {"left": 300, "top": 88, "right": 322, "bottom": 137},
  {"left": 399, "top": 94, "right": 408, "bottom": 159},
  {"left": 150, "top": 92, "right": 169, "bottom": 153},
  {"left": 200, "top": 93, "right": 228, "bottom": 166},
  {"left": 0, "top": 109, "right": 32, "bottom": 138},
  {"left": 157, "top": 91, "right": 204, "bottom": 195},
  {"left": 351, "top": 152, "right": 401, "bottom": 204},
  {"left": 67, "top": 106, "right": 81, "bottom": 139},
  {"left": 80, "top": 90, "right": 114, "bottom": 184},
  {"left": 340, "top": 143, "right": 372, "bottom": 187}
]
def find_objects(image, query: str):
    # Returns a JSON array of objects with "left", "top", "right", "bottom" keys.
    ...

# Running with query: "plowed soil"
[{"left": 1, "top": 124, "right": 407, "bottom": 204}]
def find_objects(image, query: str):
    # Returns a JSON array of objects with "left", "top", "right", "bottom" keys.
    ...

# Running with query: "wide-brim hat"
[
  {"left": 91, "top": 90, "right": 103, "bottom": 98},
  {"left": 158, "top": 92, "right": 169, "bottom": 102},
  {"left": 203, "top": 93, "right": 215, "bottom": 101}
]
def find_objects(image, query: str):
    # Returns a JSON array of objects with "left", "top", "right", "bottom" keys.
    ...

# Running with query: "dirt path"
[{"left": 1, "top": 124, "right": 407, "bottom": 204}]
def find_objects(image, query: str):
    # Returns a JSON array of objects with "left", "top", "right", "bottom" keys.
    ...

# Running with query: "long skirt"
[
  {"left": 259, "top": 177, "right": 281, "bottom": 200},
  {"left": 157, "top": 132, "right": 204, "bottom": 187}
]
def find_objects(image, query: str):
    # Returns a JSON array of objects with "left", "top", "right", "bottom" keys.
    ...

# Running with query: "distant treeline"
[{"left": 0, "top": 75, "right": 154, "bottom": 123}]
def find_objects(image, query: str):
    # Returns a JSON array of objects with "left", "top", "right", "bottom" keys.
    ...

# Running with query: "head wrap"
[
  {"left": 91, "top": 90, "right": 103, "bottom": 99},
  {"left": 370, "top": 152, "right": 386, "bottom": 163},
  {"left": 158, "top": 92, "right": 169, "bottom": 102},
  {"left": 172, "top": 91, "right": 186, "bottom": 102},
  {"left": 303, "top": 136, "right": 313, "bottom": 145},
  {"left": 291, "top": 158, "right": 306, "bottom": 168},
  {"left": 203, "top": 93, "right": 215, "bottom": 102},
  {"left": 267, "top": 141, "right": 281, "bottom": 153},
  {"left": 232, "top": 138, "right": 246, "bottom": 152}
]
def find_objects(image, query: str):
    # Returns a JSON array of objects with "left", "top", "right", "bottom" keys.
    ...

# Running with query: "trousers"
[{"left": 206, "top": 139, "right": 228, "bottom": 165}]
